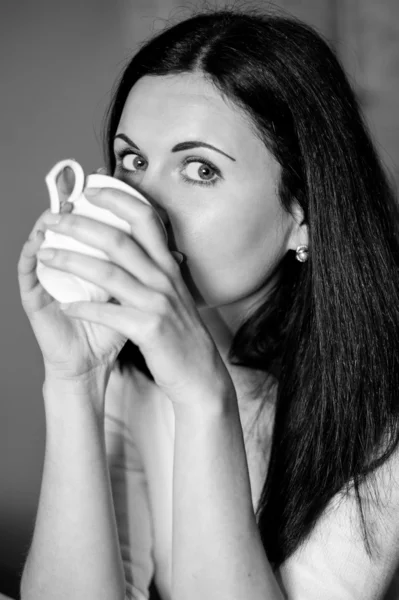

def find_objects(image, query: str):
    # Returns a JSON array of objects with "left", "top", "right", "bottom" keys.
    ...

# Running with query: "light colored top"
[{"left": 104, "top": 366, "right": 399, "bottom": 600}]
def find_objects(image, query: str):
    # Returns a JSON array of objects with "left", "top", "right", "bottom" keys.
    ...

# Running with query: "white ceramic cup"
[{"left": 36, "top": 158, "right": 168, "bottom": 303}]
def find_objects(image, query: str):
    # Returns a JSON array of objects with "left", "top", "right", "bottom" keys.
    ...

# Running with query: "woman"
[{"left": 17, "top": 6, "right": 399, "bottom": 600}]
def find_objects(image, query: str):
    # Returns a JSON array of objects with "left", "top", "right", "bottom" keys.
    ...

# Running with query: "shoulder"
[{"left": 280, "top": 446, "right": 399, "bottom": 599}]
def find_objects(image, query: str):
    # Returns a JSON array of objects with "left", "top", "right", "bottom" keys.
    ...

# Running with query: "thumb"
[{"left": 56, "top": 165, "right": 75, "bottom": 210}]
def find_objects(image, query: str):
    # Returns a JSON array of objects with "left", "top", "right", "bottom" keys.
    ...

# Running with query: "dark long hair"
[{"left": 101, "top": 6, "right": 399, "bottom": 567}]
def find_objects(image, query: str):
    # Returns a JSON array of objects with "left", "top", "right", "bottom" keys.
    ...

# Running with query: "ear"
[{"left": 287, "top": 201, "right": 308, "bottom": 251}]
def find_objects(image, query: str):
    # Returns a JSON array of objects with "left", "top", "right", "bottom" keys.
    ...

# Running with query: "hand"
[
  {"left": 35, "top": 184, "right": 235, "bottom": 408},
  {"left": 17, "top": 167, "right": 128, "bottom": 382}
]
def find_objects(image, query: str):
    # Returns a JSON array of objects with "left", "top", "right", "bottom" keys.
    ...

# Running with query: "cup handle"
[{"left": 45, "top": 159, "right": 85, "bottom": 213}]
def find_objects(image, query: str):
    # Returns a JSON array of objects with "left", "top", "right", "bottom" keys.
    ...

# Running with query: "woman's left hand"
[{"left": 39, "top": 183, "right": 235, "bottom": 410}]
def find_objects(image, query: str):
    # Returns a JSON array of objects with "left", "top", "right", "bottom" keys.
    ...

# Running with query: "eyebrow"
[{"left": 114, "top": 133, "right": 236, "bottom": 162}]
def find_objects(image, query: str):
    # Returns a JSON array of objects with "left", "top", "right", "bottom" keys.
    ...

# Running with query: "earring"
[{"left": 295, "top": 245, "right": 309, "bottom": 263}]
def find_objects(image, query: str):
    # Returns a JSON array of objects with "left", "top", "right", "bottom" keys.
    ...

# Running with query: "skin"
[{"left": 113, "top": 72, "right": 308, "bottom": 405}]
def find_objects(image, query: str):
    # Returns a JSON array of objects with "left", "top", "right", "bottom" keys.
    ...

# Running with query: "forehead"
[{"left": 117, "top": 72, "right": 258, "bottom": 147}]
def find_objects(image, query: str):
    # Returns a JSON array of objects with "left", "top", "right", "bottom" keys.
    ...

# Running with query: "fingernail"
[
  {"left": 60, "top": 201, "right": 74, "bottom": 213},
  {"left": 37, "top": 248, "right": 56, "bottom": 261},
  {"left": 59, "top": 303, "right": 71, "bottom": 310},
  {"left": 29, "top": 229, "right": 43, "bottom": 241},
  {"left": 172, "top": 251, "right": 184, "bottom": 265},
  {"left": 85, "top": 188, "right": 100, "bottom": 196},
  {"left": 43, "top": 212, "right": 62, "bottom": 225}
]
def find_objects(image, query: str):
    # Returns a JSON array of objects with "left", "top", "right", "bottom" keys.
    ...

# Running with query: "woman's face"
[{"left": 114, "top": 72, "right": 305, "bottom": 317}]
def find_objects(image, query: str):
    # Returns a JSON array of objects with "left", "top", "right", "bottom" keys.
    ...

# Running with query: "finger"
[
  {"left": 18, "top": 208, "right": 59, "bottom": 290},
  {"left": 94, "top": 167, "right": 108, "bottom": 175},
  {"left": 60, "top": 201, "right": 74, "bottom": 214},
  {"left": 30, "top": 208, "right": 59, "bottom": 239},
  {"left": 17, "top": 230, "right": 45, "bottom": 292},
  {"left": 84, "top": 187, "right": 170, "bottom": 269},
  {"left": 36, "top": 247, "right": 163, "bottom": 309},
  {"left": 44, "top": 212, "right": 175, "bottom": 291},
  {"left": 58, "top": 300, "right": 147, "bottom": 347},
  {"left": 56, "top": 166, "right": 75, "bottom": 211},
  {"left": 89, "top": 167, "right": 108, "bottom": 176}
]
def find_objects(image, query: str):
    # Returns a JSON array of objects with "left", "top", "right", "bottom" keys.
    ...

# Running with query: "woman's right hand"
[{"left": 17, "top": 168, "right": 128, "bottom": 381}]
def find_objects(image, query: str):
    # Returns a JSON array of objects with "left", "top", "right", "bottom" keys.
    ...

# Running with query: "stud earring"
[{"left": 295, "top": 245, "right": 309, "bottom": 263}]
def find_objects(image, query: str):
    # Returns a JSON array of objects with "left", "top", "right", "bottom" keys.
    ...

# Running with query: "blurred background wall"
[{"left": 1, "top": 0, "right": 398, "bottom": 597}]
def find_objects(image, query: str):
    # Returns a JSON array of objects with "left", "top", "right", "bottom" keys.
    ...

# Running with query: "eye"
[
  {"left": 115, "top": 148, "right": 222, "bottom": 187},
  {"left": 116, "top": 149, "right": 147, "bottom": 173},
  {"left": 181, "top": 158, "right": 221, "bottom": 186}
]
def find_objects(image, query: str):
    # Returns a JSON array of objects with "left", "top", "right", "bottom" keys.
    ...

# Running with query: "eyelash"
[{"left": 114, "top": 148, "right": 222, "bottom": 187}]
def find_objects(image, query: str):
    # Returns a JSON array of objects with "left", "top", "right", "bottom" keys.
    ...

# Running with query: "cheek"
[{"left": 184, "top": 202, "right": 290, "bottom": 305}]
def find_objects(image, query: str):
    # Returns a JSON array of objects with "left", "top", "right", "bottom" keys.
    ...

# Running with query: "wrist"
[
  {"left": 44, "top": 362, "right": 112, "bottom": 390},
  {"left": 43, "top": 364, "right": 112, "bottom": 416},
  {"left": 171, "top": 383, "right": 238, "bottom": 425}
]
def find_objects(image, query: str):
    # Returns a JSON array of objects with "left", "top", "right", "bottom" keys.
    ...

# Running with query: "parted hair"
[{"left": 101, "top": 5, "right": 399, "bottom": 567}]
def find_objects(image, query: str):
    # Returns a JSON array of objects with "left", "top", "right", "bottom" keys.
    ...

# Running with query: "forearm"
[
  {"left": 171, "top": 394, "right": 285, "bottom": 600},
  {"left": 21, "top": 369, "right": 125, "bottom": 600}
]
